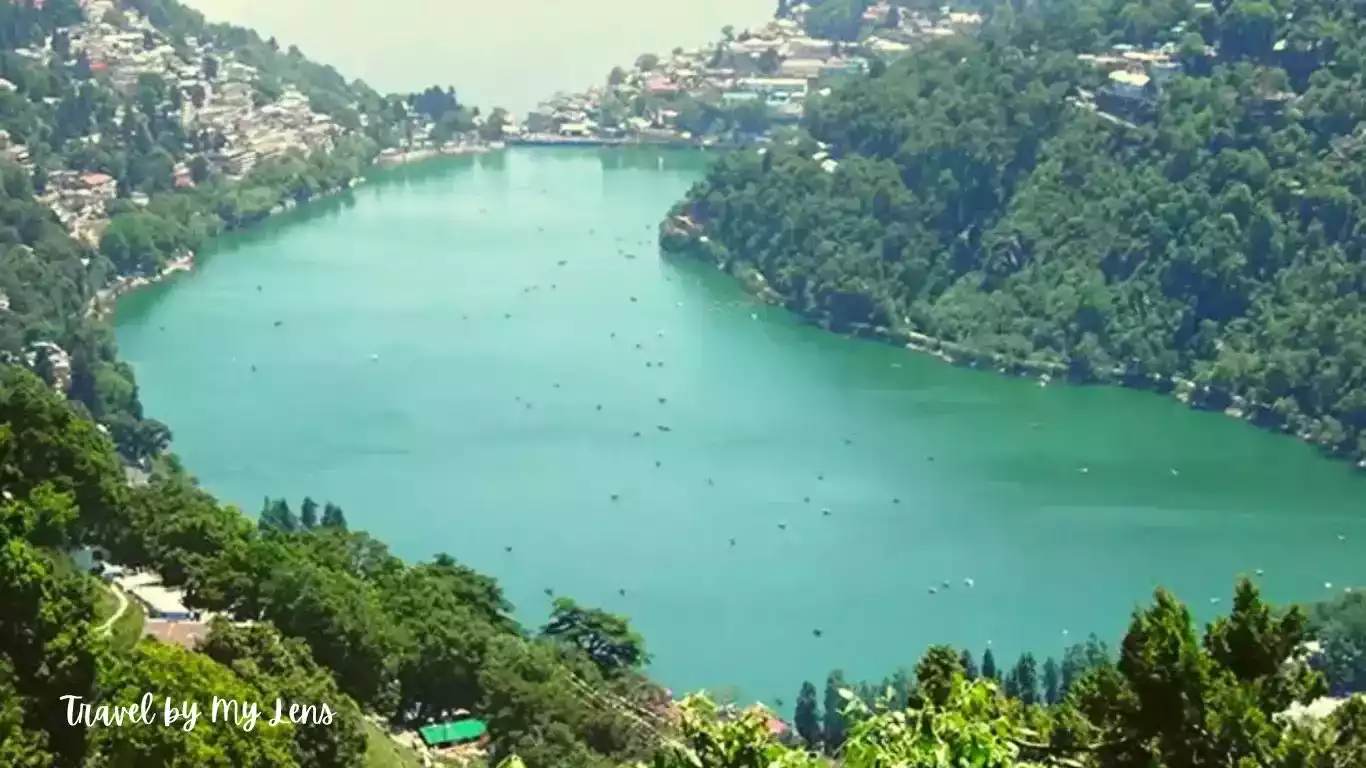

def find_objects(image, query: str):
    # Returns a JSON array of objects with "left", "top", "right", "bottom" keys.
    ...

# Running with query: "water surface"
[{"left": 116, "top": 148, "right": 1366, "bottom": 704}]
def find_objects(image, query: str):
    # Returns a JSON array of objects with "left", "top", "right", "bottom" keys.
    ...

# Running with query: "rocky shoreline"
[{"left": 659, "top": 212, "right": 1360, "bottom": 469}]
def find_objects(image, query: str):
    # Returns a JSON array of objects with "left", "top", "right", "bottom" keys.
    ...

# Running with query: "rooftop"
[
  {"left": 419, "top": 719, "right": 488, "bottom": 747},
  {"left": 1109, "top": 70, "right": 1151, "bottom": 88}
]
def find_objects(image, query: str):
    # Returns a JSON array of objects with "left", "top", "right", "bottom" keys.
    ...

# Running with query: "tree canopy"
[{"left": 666, "top": 0, "right": 1366, "bottom": 466}]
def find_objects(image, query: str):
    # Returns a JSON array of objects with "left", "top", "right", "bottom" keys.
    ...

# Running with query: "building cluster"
[
  {"left": 1071, "top": 5, "right": 1294, "bottom": 123},
  {"left": 1072, "top": 42, "right": 1192, "bottom": 119},
  {"left": 518, "top": 4, "right": 983, "bottom": 142},
  {"left": 2, "top": 0, "right": 349, "bottom": 251},
  {"left": 100, "top": 563, "right": 221, "bottom": 649}
]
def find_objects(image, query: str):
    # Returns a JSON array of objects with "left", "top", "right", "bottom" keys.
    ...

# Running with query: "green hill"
[{"left": 666, "top": 0, "right": 1366, "bottom": 466}]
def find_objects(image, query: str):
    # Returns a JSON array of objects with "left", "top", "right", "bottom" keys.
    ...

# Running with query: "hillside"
[
  {"left": 665, "top": 0, "right": 1366, "bottom": 465},
  {"left": 0, "top": 0, "right": 489, "bottom": 469}
]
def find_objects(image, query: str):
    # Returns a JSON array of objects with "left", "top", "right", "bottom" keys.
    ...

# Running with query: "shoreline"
[
  {"left": 659, "top": 213, "right": 1362, "bottom": 472},
  {"left": 86, "top": 148, "right": 442, "bottom": 319},
  {"left": 374, "top": 141, "right": 505, "bottom": 168}
]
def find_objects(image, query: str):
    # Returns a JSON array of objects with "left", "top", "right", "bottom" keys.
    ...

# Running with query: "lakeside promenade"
[{"left": 506, "top": 133, "right": 751, "bottom": 150}]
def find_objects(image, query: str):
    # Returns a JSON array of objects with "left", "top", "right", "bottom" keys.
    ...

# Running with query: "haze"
[{"left": 179, "top": 0, "right": 777, "bottom": 113}]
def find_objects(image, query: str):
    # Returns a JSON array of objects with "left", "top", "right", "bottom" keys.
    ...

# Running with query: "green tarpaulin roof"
[{"left": 419, "top": 718, "right": 488, "bottom": 747}]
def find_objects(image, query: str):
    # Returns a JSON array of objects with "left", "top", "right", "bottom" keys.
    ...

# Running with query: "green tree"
[
  {"left": 199, "top": 621, "right": 367, "bottom": 768},
  {"left": 259, "top": 497, "right": 298, "bottom": 533},
  {"left": 1009, "top": 653, "right": 1039, "bottom": 705},
  {"left": 960, "top": 648, "right": 978, "bottom": 680},
  {"left": 299, "top": 496, "right": 318, "bottom": 530},
  {"left": 914, "top": 644, "right": 963, "bottom": 708},
  {"left": 1042, "top": 656, "right": 1061, "bottom": 705},
  {"left": 822, "top": 670, "right": 847, "bottom": 753},
  {"left": 981, "top": 647, "right": 999, "bottom": 681},
  {"left": 540, "top": 597, "right": 647, "bottom": 676},
  {"left": 90, "top": 641, "right": 298, "bottom": 766},
  {"left": 794, "top": 680, "right": 821, "bottom": 748},
  {"left": 321, "top": 502, "right": 347, "bottom": 529}
]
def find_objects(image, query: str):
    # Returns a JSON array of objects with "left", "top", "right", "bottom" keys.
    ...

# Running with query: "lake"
[{"left": 115, "top": 148, "right": 1366, "bottom": 705}]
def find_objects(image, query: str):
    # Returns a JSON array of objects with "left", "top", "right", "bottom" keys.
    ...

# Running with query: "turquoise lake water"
[{"left": 116, "top": 148, "right": 1366, "bottom": 704}]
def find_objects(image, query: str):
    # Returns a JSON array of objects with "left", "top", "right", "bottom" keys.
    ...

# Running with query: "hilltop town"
[
  {"left": 513, "top": 2, "right": 983, "bottom": 145},
  {"left": 1, "top": 0, "right": 351, "bottom": 253}
]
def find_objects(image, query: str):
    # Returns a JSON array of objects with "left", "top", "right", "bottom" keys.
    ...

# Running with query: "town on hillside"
[
  {"left": 511, "top": 2, "right": 984, "bottom": 146},
  {"left": 3, "top": 0, "right": 346, "bottom": 252}
]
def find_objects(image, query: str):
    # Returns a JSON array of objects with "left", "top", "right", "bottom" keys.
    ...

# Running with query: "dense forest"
[{"left": 666, "top": 0, "right": 1366, "bottom": 465}]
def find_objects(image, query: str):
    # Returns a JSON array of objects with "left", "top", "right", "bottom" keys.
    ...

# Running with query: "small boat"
[
  {"left": 964, "top": 577, "right": 975, "bottom": 588},
  {"left": 656, "top": 425, "right": 672, "bottom": 432}
]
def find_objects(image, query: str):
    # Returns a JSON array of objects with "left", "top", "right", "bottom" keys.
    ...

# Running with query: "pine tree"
[
  {"left": 321, "top": 502, "right": 348, "bottom": 530},
  {"left": 258, "top": 497, "right": 297, "bottom": 533},
  {"left": 794, "top": 681, "right": 821, "bottom": 749},
  {"left": 889, "top": 668, "right": 911, "bottom": 709},
  {"left": 300, "top": 497, "right": 319, "bottom": 529},
  {"left": 1042, "top": 656, "right": 1062, "bottom": 705},
  {"left": 960, "top": 648, "right": 979, "bottom": 680},
  {"left": 1013, "top": 653, "right": 1040, "bottom": 705},
  {"left": 981, "top": 647, "right": 999, "bottom": 681},
  {"left": 822, "top": 670, "right": 847, "bottom": 754}
]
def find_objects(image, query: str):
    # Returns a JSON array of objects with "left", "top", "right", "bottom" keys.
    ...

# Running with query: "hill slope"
[{"left": 665, "top": 0, "right": 1366, "bottom": 464}]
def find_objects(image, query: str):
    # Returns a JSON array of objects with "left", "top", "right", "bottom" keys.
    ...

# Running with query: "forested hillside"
[
  {"left": 666, "top": 0, "right": 1366, "bottom": 464},
  {"left": 0, "top": 367, "right": 666, "bottom": 766}
]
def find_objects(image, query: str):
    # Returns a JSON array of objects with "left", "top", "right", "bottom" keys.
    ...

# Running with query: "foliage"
[
  {"left": 667, "top": 0, "right": 1366, "bottom": 465},
  {"left": 0, "top": 370, "right": 662, "bottom": 765},
  {"left": 663, "top": 580, "right": 1359, "bottom": 767},
  {"left": 1308, "top": 590, "right": 1366, "bottom": 696},
  {"left": 541, "top": 597, "right": 649, "bottom": 676},
  {"left": 89, "top": 640, "right": 298, "bottom": 767}
]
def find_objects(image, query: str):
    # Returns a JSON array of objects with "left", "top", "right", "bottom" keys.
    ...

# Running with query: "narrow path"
[{"left": 97, "top": 585, "right": 129, "bottom": 637}]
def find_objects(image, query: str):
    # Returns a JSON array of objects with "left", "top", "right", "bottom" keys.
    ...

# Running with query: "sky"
[{"left": 180, "top": 0, "right": 778, "bottom": 114}]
